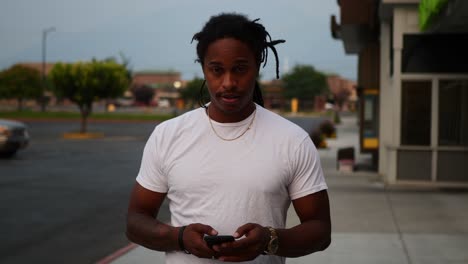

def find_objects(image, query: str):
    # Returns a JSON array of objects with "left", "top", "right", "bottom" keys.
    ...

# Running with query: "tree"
[
  {"left": 103, "top": 52, "right": 133, "bottom": 88},
  {"left": 281, "top": 65, "right": 329, "bottom": 108},
  {"left": 179, "top": 77, "right": 207, "bottom": 108},
  {"left": 0, "top": 64, "right": 42, "bottom": 111},
  {"left": 49, "top": 60, "right": 129, "bottom": 133}
]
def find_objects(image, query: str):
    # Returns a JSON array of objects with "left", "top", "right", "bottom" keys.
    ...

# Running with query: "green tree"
[
  {"left": 282, "top": 65, "right": 329, "bottom": 102},
  {"left": 179, "top": 77, "right": 207, "bottom": 108},
  {"left": 102, "top": 52, "right": 133, "bottom": 86},
  {"left": 49, "top": 60, "right": 129, "bottom": 133},
  {"left": 0, "top": 64, "right": 42, "bottom": 111}
]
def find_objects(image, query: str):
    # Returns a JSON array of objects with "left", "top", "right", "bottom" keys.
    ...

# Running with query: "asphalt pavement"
[
  {"left": 0, "top": 121, "right": 159, "bottom": 264},
  {"left": 107, "top": 113, "right": 468, "bottom": 264}
]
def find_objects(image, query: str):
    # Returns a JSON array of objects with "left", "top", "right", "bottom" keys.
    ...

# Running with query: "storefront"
[{"left": 332, "top": 0, "right": 468, "bottom": 187}]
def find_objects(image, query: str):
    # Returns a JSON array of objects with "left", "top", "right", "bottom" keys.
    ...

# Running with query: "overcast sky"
[{"left": 1, "top": 0, "right": 357, "bottom": 81}]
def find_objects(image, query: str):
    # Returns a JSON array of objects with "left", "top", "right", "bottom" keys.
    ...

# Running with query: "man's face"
[{"left": 202, "top": 37, "right": 258, "bottom": 123}]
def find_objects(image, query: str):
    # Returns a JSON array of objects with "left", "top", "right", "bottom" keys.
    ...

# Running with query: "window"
[
  {"left": 402, "top": 34, "right": 468, "bottom": 73},
  {"left": 439, "top": 80, "right": 468, "bottom": 146},
  {"left": 401, "top": 81, "right": 432, "bottom": 146}
]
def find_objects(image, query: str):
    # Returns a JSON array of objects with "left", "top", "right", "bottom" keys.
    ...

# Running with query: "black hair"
[{"left": 191, "top": 13, "right": 285, "bottom": 108}]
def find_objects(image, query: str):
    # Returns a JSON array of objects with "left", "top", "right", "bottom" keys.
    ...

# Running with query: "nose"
[{"left": 222, "top": 73, "right": 237, "bottom": 89}]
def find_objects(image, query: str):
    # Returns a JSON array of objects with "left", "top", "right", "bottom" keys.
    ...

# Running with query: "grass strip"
[{"left": 0, "top": 110, "right": 173, "bottom": 121}]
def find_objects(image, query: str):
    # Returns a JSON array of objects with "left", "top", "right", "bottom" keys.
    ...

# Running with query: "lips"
[{"left": 220, "top": 94, "right": 240, "bottom": 104}]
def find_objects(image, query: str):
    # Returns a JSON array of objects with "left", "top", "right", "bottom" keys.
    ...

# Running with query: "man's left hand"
[{"left": 213, "top": 223, "right": 270, "bottom": 262}]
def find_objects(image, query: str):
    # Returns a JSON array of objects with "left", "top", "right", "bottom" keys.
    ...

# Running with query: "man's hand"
[
  {"left": 213, "top": 223, "right": 269, "bottom": 262},
  {"left": 183, "top": 223, "right": 219, "bottom": 258}
]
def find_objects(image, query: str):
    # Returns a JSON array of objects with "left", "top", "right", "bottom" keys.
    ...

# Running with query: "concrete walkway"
[{"left": 106, "top": 113, "right": 468, "bottom": 264}]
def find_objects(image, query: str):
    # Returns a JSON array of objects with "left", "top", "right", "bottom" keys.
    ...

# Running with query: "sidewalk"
[{"left": 106, "top": 114, "right": 468, "bottom": 264}]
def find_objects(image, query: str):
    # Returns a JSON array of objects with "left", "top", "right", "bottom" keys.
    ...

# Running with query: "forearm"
[
  {"left": 276, "top": 220, "right": 331, "bottom": 257},
  {"left": 126, "top": 212, "right": 179, "bottom": 252}
]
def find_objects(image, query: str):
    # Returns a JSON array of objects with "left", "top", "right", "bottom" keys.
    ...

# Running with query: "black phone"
[{"left": 203, "top": 235, "right": 235, "bottom": 248}]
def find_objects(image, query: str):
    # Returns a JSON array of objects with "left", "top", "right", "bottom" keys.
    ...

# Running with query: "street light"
[{"left": 41, "top": 27, "right": 55, "bottom": 112}]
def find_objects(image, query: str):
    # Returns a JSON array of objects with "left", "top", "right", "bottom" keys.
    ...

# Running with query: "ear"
[
  {"left": 255, "top": 64, "right": 261, "bottom": 77},
  {"left": 201, "top": 63, "right": 208, "bottom": 76}
]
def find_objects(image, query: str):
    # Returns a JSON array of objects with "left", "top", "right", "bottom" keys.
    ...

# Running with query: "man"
[{"left": 126, "top": 13, "right": 331, "bottom": 263}]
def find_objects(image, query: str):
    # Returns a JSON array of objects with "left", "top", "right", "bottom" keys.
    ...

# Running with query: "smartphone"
[{"left": 203, "top": 235, "right": 235, "bottom": 248}]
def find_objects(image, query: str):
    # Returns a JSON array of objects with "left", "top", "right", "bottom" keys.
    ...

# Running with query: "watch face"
[{"left": 269, "top": 237, "right": 279, "bottom": 254}]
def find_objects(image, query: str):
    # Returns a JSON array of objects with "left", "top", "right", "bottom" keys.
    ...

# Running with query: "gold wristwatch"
[{"left": 263, "top": 226, "right": 279, "bottom": 255}]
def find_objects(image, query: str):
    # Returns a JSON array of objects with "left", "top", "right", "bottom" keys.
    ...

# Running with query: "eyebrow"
[
  {"left": 207, "top": 61, "right": 222, "bottom": 66},
  {"left": 207, "top": 58, "right": 250, "bottom": 66}
]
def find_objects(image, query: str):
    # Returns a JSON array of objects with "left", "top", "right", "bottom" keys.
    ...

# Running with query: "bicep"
[
  {"left": 292, "top": 190, "right": 330, "bottom": 224},
  {"left": 127, "top": 182, "right": 167, "bottom": 217}
]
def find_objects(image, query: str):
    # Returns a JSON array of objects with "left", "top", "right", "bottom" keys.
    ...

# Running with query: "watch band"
[
  {"left": 263, "top": 226, "right": 279, "bottom": 255},
  {"left": 178, "top": 226, "right": 191, "bottom": 254}
]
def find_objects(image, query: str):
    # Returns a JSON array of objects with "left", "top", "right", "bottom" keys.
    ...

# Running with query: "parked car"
[{"left": 0, "top": 119, "right": 30, "bottom": 157}]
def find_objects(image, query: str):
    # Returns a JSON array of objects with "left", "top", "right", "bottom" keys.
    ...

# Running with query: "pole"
[{"left": 41, "top": 27, "right": 55, "bottom": 112}]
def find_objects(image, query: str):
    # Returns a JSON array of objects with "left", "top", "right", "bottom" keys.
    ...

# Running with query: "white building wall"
[
  {"left": 379, "top": 22, "right": 391, "bottom": 179},
  {"left": 380, "top": 6, "right": 421, "bottom": 184}
]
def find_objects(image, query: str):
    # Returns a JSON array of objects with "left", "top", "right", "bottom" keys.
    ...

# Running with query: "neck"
[{"left": 207, "top": 102, "right": 256, "bottom": 123}]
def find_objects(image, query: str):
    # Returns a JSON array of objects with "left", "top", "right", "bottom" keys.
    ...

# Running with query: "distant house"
[
  {"left": 327, "top": 75, "right": 357, "bottom": 111},
  {"left": 260, "top": 79, "right": 286, "bottom": 110},
  {"left": 131, "top": 71, "right": 183, "bottom": 107}
]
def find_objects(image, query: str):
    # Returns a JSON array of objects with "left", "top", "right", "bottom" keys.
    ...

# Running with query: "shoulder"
[
  {"left": 147, "top": 108, "right": 206, "bottom": 147},
  {"left": 154, "top": 107, "right": 205, "bottom": 134},
  {"left": 256, "top": 106, "right": 309, "bottom": 140}
]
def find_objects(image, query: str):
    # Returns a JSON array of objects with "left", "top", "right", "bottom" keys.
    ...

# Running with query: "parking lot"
[{"left": 0, "top": 121, "right": 164, "bottom": 264}]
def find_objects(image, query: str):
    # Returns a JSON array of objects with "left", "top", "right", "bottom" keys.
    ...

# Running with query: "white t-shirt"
[{"left": 136, "top": 104, "right": 327, "bottom": 264}]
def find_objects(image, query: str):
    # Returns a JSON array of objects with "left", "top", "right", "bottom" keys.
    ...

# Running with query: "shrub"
[
  {"left": 320, "top": 119, "right": 336, "bottom": 138},
  {"left": 310, "top": 128, "right": 326, "bottom": 148}
]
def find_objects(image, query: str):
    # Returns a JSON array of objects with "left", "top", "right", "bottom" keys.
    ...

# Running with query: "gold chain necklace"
[{"left": 207, "top": 105, "right": 256, "bottom": 141}]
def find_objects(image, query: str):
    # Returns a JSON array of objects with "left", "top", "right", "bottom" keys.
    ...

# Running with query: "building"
[
  {"left": 327, "top": 75, "right": 357, "bottom": 112},
  {"left": 260, "top": 79, "right": 287, "bottom": 110},
  {"left": 131, "top": 71, "right": 182, "bottom": 107},
  {"left": 331, "top": 0, "right": 468, "bottom": 187}
]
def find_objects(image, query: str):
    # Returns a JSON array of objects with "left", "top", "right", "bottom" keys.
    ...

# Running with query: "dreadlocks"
[{"left": 192, "top": 13, "right": 285, "bottom": 108}]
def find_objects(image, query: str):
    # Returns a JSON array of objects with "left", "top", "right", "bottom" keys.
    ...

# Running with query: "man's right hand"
[{"left": 183, "top": 223, "right": 219, "bottom": 258}]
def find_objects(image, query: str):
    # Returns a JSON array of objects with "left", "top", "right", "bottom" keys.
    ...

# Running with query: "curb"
[
  {"left": 62, "top": 132, "right": 105, "bottom": 139},
  {"left": 95, "top": 243, "right": 138, "bottom": 264}
]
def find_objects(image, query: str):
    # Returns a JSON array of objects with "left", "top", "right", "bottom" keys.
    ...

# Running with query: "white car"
[{"left": 0, "top": 119, "right": 30, "bottom": 157}]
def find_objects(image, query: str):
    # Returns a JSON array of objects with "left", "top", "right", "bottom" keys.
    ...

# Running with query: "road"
[
  {"left": 0, "top": 115, "right": 324, "bottom": 264},
  {"left": 0, "top": 121, "right": 160, "bottom": 264}
]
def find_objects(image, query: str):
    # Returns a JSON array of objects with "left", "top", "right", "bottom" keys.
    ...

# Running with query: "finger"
[
  {"left": 229, "top": 227, "right": 268, "bottom": 251},
  {"left": 189, "top": 223, "right": 218, "bottom": 236},
  {"left": 191, "top": 243, "right": 218, "bottom": 259},
  {"left": 183, "top": 224, "right": 218, "bottom": 258},
  {"left": 228, "top": 236, "right": 253, "bottom": 249},
  {"left": 234, "top": 223, "right": 256, "bottom": 238},
  {"left": 212, "top": 241, "right": 236, "bottom": 253}
]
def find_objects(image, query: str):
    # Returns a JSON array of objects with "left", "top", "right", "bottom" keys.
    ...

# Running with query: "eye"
[
  {"left": 210, "top": 66, "right": 223, "bottom": 75},
  {"left": 234, "top": 65, "right": 247, "bottom": 73}
]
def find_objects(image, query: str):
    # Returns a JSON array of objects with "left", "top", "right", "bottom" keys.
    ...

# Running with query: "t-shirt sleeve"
[
  {"left": 288, "top": 136, "right": 328, "bottom": 200},
  {"left": 136, "top": 128, "right": 168, "bottom": 193}
]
